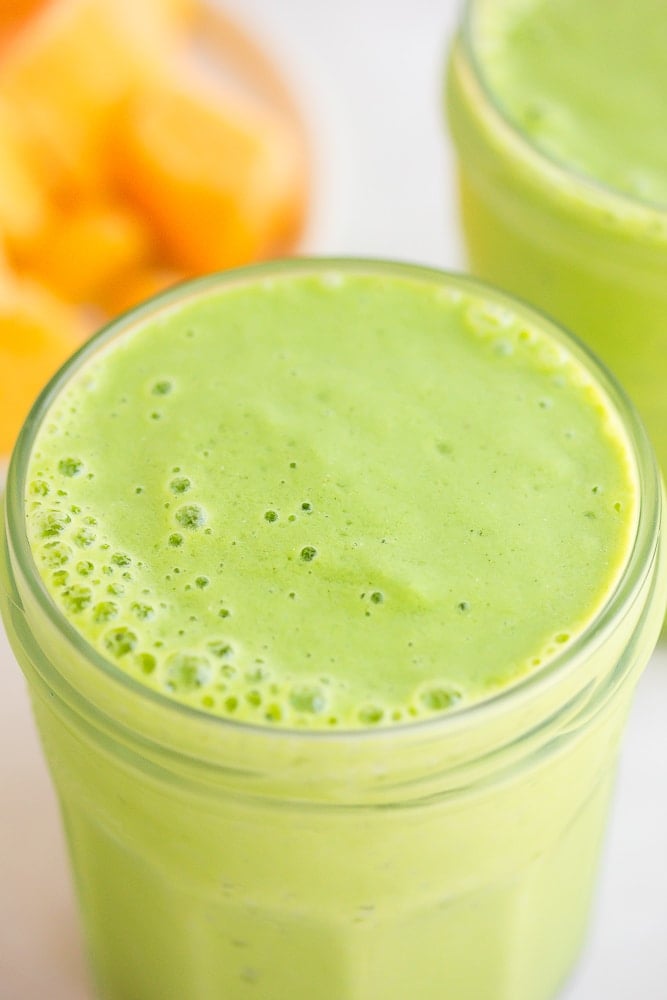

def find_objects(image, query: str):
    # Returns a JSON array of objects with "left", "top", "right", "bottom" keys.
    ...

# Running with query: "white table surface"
[{"left": 2, "top": 1, "right": 666, "bottom": 997}]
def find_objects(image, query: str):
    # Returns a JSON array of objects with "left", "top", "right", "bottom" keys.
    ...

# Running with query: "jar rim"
[{"left": 3, "top": 257, "right": 663, "bottom": 748}]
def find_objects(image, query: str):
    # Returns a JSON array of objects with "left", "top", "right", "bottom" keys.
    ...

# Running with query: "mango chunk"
[
  {"left": 114, "top": 74, "right": 308, "bottom": 273},
  {"left": 0, "top": 1, "right": 48, "bottom": 46},
  {"left": 100, "top": 266, "right": 183, "bottom": 318},
  {"left": 0, "top": 0, "right": 310, "bottom": 458},
  {"left": 110, "top": 0, "right": 198, "bottom": 36},
  {"left": 0, "top": 0, "right": 180, "bottom": 198},
  {"left": 0, "top": 277, "right": 85, "bottom": 454},
  {"left": 0, "top": 98, "right": 51, "bottom": 251},
  {"left": 21, "top": 201, "right": 156, "bottom": 303}
]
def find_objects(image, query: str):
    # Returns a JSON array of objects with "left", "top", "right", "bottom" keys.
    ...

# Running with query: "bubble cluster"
[{"left": 25, "top": 463, "right": 478, "bottom": 728}]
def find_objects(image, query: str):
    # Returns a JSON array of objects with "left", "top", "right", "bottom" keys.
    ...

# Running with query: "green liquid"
[
  {"left": 473, "top": 0, "right": 667, "bottom": 206},
  {"left": 25, "top": 265, "right": 635, "bottom": 727},
  {"left": 4, "top": 262, "right": 664, "bottom": 1000},
  {"left": 447, "top": 0, "right": 667, "bottom": 484}
]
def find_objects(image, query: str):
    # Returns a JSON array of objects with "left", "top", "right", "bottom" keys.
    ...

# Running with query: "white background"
[{"left": 2, "top": 1, "right": 667, "bottom": 997}]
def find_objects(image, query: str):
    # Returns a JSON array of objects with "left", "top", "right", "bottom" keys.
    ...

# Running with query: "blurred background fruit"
[{"left": 0, "top": 0, "right": 309, "bottom": 456}]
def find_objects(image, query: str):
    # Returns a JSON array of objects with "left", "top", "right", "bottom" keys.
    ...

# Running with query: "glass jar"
[
  {"left": 446, "top": 0, "right": 667, "bottom": 481},
  {"left": 1, "top": 262, "right": 665, "bottom": 1000}
]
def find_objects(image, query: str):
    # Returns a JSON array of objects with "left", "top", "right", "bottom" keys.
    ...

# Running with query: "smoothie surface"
[
  {"left": 470, "top": 0, "right": 667, "bottom": 206},
  {"left": 24, "top": 265, "right": 637, "bottom": 728}
]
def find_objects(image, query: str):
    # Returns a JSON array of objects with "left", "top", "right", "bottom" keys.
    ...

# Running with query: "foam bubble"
[
  {"left": 419, "top": 686, "right": 461, "bottom": 712},
  {"left": 58, "top": 457, "right": 83, "bottom": 478},
  {"left": 207, "top": 640, "right": 232, "bottom": 658},
  {"left": 175, "top": 504, "right": 205, "bottom": 530},
  {"left": 358, "top": 705, "right": 384, "bottom": 725},
  {"left": 73, "top": 526, "right": 96, "bottom": 548},
  {"left": 170, "top": 477, "right": 191, "bottom": 495},
  {"left": 151, "top": 379, "right": 173, "bottom": 396},
  {"left": 44, "top": 544, "right": 71, "bottom": 568},
  {"left": 40, "top": 512, "right": 70, "bottom": 538},
  {"left": 289, "top": 686, "right": 326, "bottom": 714},
  {"left": 63, "top": 585, "right": 92, "bottom": 613},
  {"left": 246, "top": 664, "right": 269, "bottom": 683},
  {"left": 104, "top": 627, "right": 138, "bottom": 658},
  {"left": 264, "top": 703, "right": 282, "bottom": 722},
  {"left": 131, "top": 602, "right": 154, "bottom": 620},
  {"left": 111, "top": 552, "right": 131, "bottom": 568},
  {"left": 92, "top": 601, "right": 119, "bottom": 624},
  {"left": 165, "top": 652, "right": 211, "bottom": 692},
  {"left": 136, "top": 652, "right": 156, "bottom": 675},
  {"left": 465, "top": 301, "right": 514, "bottom": 337}
]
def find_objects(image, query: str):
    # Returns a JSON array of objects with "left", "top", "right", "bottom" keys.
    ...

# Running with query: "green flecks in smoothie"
[
  {"left": 58, "top": 457, "right": 84, "bottom": 478},
  {"left": 151, "top": 379, "right": 174, "bottom": 396},
  {"left": 24, "top": 269, "right": 637, "bottom": 729},
  {"left": 472, "top": 0, "right": 667, "bottom": 205}
]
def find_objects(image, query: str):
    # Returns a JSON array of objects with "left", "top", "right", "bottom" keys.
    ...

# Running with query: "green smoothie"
[
  {"left": 1, "top": 261, "right": 665, "bottom": 1000},
  {"left": 24, "top": 266, "right": 636, "bottom": 725},
  {"left": 447, "top": 0, "right": 667, "bottom": 479},
  {"left": 470, "top": 0, "right": 667, "bottom": 205}
]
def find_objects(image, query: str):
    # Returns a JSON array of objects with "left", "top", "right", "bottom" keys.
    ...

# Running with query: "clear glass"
[
  {"left": 446, "top": 0, "right": 667, "bottom": 481},
  {"left": 1, "top": 260, "right": 666, "bottom": 1000}
]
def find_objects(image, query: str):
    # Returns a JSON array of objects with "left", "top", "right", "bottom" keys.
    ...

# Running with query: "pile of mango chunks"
[{"left": 0, "top": 0, "right": 308, "bottom": 454}]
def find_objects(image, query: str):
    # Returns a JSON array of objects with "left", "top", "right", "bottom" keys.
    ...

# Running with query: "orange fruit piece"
[
  {"left": 113, "top": 72, "right": 308, "bottom": 274},
  {"left": 111, "top": 0, "right": 197, "bottom": 34},
  {"left": 0, "top": 0, "right": 185, "bottom": 200},
  {"left": 0, "top": 274, "right": 85, "bottom": 455},
  {"left": 100, "top": 266, "right": 183, "bottom": 318},
  {"left": 0, "top": 98, "right": 51, "bottom": 253},
  {"left": 22, "top": 200, "right": 156, "bottom": 304},
  {"left": 0, "top": 1, "right": 48, "bottom": 48}
]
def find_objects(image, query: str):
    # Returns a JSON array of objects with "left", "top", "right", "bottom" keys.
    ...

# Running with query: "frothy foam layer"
[{"left": 25, "top": 267, "right": 637, "bottom": 728}]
